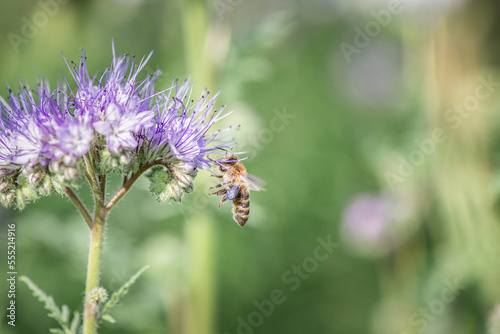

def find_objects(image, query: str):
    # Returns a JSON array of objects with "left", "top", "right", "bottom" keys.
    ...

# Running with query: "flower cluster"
[{"left": 0, "top": 44, "right": 236, "bottom": 209}]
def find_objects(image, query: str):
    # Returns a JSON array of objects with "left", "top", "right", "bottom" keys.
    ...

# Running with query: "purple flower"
[
  {"left": 94, "top": 102, "right": 153, "bottom": 154},
  {"left": 0, "top": 135, "right": 14, "bottom": 166},
  {"left": 12, "top": 117, "right": 45, "bottom": 166},
  {"left": 0, "top": 42, "right": 239, "bottom": 208},
  {"left": 0, "top": 44, "right": 237, "bottom": 173},
  {"left": 50, "top": 117, "right": 94, "bottom": 163},
  {"left": 65, "top": 44, "right": 158, "bottom": 155},
  {"left": 0, "top": 82, "right": 64, "bottom": 168},
  {"left": 145, "top": 79, "right": 236, "bottom": 169}
]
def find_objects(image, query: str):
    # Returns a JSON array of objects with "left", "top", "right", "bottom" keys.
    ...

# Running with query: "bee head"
[
  {"left": 207, "top": 154, "right": 242, "bottom": 173},
  {"left": 222, "top": 154, "right": 238, "bottom": 163},
  {"left": 216, "top": 154, "right": 234, "bottom": 172}
]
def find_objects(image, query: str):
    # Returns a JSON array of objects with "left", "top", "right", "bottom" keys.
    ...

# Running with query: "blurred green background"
[{"left": 2, "top": 0, "right": 500, "bottom": 333}]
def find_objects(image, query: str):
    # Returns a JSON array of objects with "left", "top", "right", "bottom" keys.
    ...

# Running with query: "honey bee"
[{"left": 208, "top": 154, "right": 265, "bottom": 227}]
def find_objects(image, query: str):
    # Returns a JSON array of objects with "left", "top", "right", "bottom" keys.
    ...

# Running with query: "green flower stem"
[
  {"left": 81, "top": 153, "right": 108, "bottom": 334},
  {"left": 83, "top": 205, "right": 107, "bottom": 334},
  {"left": 99, "top": 175, "right": 106, "bottom": 200},
  {"left": 84, "top": 153, "right": 102, "bottom": 203},
  {"left": 80, "top": 159, "right": 165, "bottom": 333},
  {"left": 64, "top": 186, "right": 93, "bottom": 228},
  {"left": 180, "top": 0, "right": 212, "bottom": 89},
  {"left": 80, "top": 159, "right": 164, "bottom": 333},
  {"left": 180, "top": 2, "right": 217, "bottom": 333},
  {"left": 105, "top": 160, "right": 164, "bottom": 211}
]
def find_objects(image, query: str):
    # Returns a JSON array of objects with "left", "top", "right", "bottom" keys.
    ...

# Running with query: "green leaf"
[
  {"left": 20, "top": 276, "right": 79, "bottom": 334},
  {"left": 20, "top": 276, "right": 63, "bottom": 324},
  {"left": 69, "top": 311, "right": 80, "bottom": 333},
  {"left": 147, "top": 167, "right": 171, "bottom": 197},
  {"left": 49, "top": 329, "right": 66, "bottom": 334},
  {"left": 101, "top": 314, "right": 116, "bottom": 323},
  {"left": 101, "top": 265, "right": 151, "bottom": 317},
  {"left": 61, "top": 305, "right": 70, "bottom": 324}
]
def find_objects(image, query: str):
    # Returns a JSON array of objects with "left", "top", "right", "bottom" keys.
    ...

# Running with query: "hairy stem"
[
  {"left": 65, "top": 186, "right": 93, "bottom": 229},
  {"left": 82, "top": 159, "right": 162, "bottom": 332},
  {"left": 105, "top": 160, "right": 163, "bottom": 212},
  {"left": 83, "top": 206, "right": 106, "bottom": 334},
  {"left": 82, "top": 154, "right": 107, "bottom": 334},
  {"left": 84, "top": 153, "right": 102, "bottom": 203},
  {"left": 99, "top": 175, "right": 106, "bottom": 201}
]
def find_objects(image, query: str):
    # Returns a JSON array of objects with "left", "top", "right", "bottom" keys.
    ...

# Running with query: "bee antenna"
[
  {"left": 207, "top": 155, "right": 226, "bottom": 169},
  {"left": 214, "top": 146, "right": 228, "bottom": 155}
]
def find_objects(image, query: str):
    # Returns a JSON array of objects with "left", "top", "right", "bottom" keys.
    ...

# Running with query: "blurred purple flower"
[
  {"left": 341, "top": 193, "right": 416, "bottom": 256},
  {"left": 343, "top": 195, "right": 390, "bottom": 241}
]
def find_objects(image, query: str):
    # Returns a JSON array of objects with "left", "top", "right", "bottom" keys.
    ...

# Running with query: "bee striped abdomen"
[
  {"left": 209, "top": 154, "right": 264, "bottom": 227},
  {"left": 232, "top": 184, "right": 250, "bottom": 227}
]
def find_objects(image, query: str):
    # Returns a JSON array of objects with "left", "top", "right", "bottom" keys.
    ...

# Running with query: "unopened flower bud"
[
  {"left": 0, "top": 181, "right": 11, "bottom": 192},
  {"left": 172, "top": 161, "right": 196, "bottom": 176},
  {"left": 174, "top": 172, "right": 193, "bottom": 188},
  {"left": 88, "top": 286, "right": 109, "bottom": 304},
  {"left": 39, "top": 177, "right": 52, "bottom": 196},
  {"left": 63, "top": 154, "right": 77, "bottom": 166},
  {"left": 21, "top": 186, "right": 38, "bottom": 200},
  {"left": 51, "top": 175, "right": 65, "bottom": 194},
  {"left": 1, "top": 192, "right": 14, "bottom": 206},
  {"left": 64, "top": 167, "right": 79, "bottom": 180},
  {"left": 50, "top": 161, "right": 63, "bottom": 173},
  {"left": 88, "top": 286, "right": 108, "bottom": 315},
  {"left": 16, "top": 189, "right": 25, "bottom": 210},
  {"left": 120, "top": 153, "right": 131, "bottom": 165},
  {"left": 161, "top": 183, "right": 183, "bottom": 202},
  {"left": 28, "top": 171, "right": 44, "bottom": 185}
]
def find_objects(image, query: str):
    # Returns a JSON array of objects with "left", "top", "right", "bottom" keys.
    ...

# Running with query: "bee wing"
[{"left": 241, "top": 173, "right": 266, "bottom": 191}]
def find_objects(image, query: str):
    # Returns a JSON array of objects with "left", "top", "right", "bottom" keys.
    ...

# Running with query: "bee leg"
[
  {"left": 218, "top": 195, "right": 229, "bottom": 209},
  {"left": 209, "top": 181, "right": 232, "bottom": 189},
  {"left": 209, "top": 188, "right": 227, "bottom": 196},
  {"left": 211, "top": 174, "right": 223, "bottom": 178}
]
